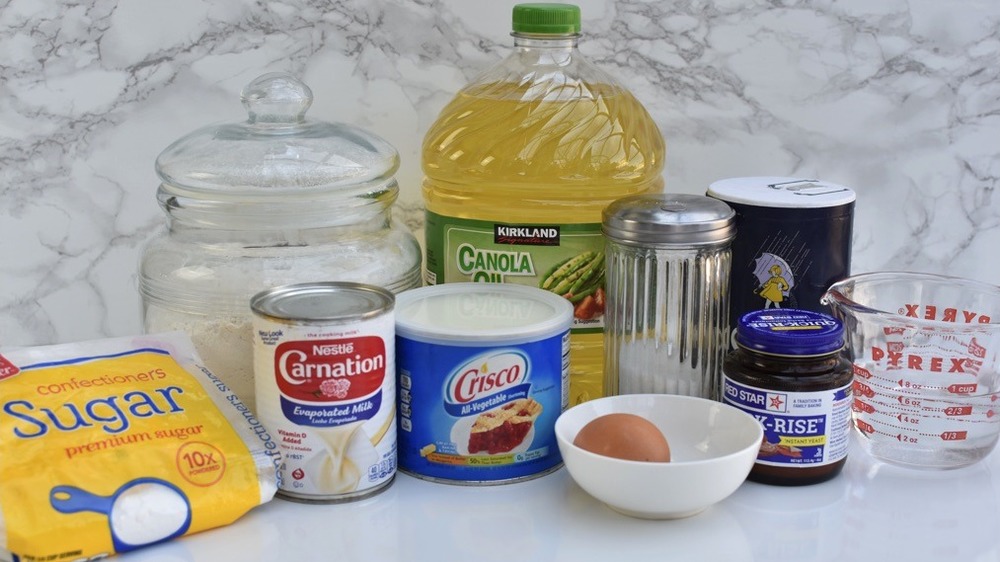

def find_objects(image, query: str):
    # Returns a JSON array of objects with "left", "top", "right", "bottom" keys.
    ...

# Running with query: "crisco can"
[
  {"left": 251, "top": 282, "right": 396, "bottom": 503},
  {"left": 707, "top": 177, "right": 855, "bottom": 349},
  {"left": 395, "top": 283, "right": 572, "bottom": 484}
]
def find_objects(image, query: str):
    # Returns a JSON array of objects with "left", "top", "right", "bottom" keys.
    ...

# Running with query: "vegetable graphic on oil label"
[{"left": 539, "top": 251, "right": 606, "bottom": 321}]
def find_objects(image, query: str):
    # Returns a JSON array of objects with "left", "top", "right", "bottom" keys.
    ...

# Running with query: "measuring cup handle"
[{"left": 50, "top": 485, "right": 114, "bottom": 515}]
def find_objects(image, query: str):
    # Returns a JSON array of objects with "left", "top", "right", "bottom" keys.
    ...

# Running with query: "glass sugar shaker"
[
  {"left": 602, "top": 193, "right": 735, "bottom": 399},
  {"left": 139, "top": 73, "right": 422, "bottom": 408}
]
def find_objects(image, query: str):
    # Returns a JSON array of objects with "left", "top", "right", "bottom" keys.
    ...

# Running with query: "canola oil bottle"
[{"left": 422, "top": 3, "right": 665, "bottom": 404}]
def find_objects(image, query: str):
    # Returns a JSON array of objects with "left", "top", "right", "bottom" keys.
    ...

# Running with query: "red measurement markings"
[
  {"left": 853, "top": 364, "right": 873, "bottom": 379},
  {"left": 855, "top": 419, "right": 876, "bottom": 434},
  {"left": 854, "top": 380, "right": 875, "bottom": 398},
  {"left": 853, "top": 399, "right": 876, "bottom": 414},
  {"left": 941, "top": 431, "right": 968, "bottom": 441},
  {"left": 944, "top": 406, "right": 973, "bottom": 416},
  {"left": 947, "top": 383, "right": 978, "bottom": 395},
  {"left": 968, "top": 338, "right": 987, "bottom": 359}
]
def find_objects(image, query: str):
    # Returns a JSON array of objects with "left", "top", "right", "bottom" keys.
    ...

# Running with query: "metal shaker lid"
[{"left": 602, "top": 193, "right": 735, "bottom": 246}]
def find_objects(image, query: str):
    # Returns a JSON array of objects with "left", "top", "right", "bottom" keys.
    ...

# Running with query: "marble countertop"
[
  {"left": 2, "top": 0, "right": 1000, "bottom": 347},
  {"left": 117, "top": 435, "right": 1000, "bottom": 562}
]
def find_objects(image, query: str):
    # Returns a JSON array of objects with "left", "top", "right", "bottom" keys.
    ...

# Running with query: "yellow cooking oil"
[{"left": 422, "top": 74, "right": 665, "bottom": 404}]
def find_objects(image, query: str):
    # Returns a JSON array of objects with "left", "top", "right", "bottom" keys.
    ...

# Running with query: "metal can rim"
[
  {"left": 250, "top": 281, "right": 395, "bottom": 324},
  {"left": 707, "top": 176, "right": 857, "bottom": 209},
  {"left": 395, "top": 282, "right": 573, "bottom": 344}
]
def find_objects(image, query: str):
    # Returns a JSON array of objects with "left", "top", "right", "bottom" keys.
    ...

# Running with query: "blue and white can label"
[
  {"left": 394, "top": 283, "right": 572, "bottom": 483},
  {"left": 397, "top": 331, "right": 569, "bottom": 482},
  {"left": 723, "top": 377, "right": 852, "bottom": 466},
  {"left": 707, "top": 177, "right": 855, "bottom": 350}
]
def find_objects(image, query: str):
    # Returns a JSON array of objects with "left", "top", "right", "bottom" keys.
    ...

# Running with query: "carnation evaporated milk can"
[
  {"left": 395, "top": 283, "right": 572, "bottom": 484},
  {"left": 707, "top": 177, "right": 855, "bottom": 349},
  {"left": 251, "top": 282, "right": 396, "bottom": 503}
]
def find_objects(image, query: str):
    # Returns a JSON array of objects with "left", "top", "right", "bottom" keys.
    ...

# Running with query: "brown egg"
[{"left": 573, "top": 413, "right": 671, "bottom": 462}]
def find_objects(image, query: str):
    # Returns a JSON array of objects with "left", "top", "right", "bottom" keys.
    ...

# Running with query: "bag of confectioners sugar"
[{"left": 0, "top": 332, "right": 280, "bottom": 561}]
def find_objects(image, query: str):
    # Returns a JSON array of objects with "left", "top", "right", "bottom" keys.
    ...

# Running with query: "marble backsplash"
[{"left": 1, "top": 0, "right": 998, "bottom": 346}]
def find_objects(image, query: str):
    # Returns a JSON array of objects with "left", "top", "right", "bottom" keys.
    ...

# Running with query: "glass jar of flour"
[{"left": 139, "top": 73, "right": 422, "bottom": 409}]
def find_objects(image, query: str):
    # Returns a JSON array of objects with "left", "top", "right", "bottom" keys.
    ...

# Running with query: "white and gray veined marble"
[{"left": 1, "top": 0, "right": 998, "bottom": 346}]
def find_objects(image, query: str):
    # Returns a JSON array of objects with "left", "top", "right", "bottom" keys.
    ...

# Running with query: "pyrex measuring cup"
[{"left": 823, "top": 272, "right": 1000, "bottom": 469}]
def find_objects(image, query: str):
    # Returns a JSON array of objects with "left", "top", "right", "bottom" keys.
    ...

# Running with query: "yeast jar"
[
  {"left": 139, "top": 73, "right": 421, "bottom": 408},
  {"left": 722, "top": 309, "right": 853, "bottom": 486}
]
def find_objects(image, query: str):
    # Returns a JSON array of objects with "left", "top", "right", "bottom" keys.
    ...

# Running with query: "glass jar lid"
[
  {"left": 155, "top": 72, "right": 399, "bottom": 209},
  {"left": 602, "top": 193, "right": 735, "bottom": 246}
]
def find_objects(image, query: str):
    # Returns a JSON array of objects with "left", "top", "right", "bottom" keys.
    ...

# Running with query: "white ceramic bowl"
[{"left": 555, "top": 394, "right": 763, "bottom": 519}]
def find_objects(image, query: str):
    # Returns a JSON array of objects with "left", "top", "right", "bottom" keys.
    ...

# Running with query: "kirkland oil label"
[{"left": 425, "top": 212, "right": 605, "bottom": 332}]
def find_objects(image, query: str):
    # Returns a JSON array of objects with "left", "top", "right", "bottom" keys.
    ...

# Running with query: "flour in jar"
[
  {"left": 251, "top": 282, "right": 397, "bottom": 502},
  {"left": 144, "top": 306, "right": 257, "bottom": 409}
]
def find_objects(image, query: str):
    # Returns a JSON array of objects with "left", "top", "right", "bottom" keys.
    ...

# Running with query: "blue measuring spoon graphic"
[{"left": 50, "top": 477, "right": 192, "bottom": 552}]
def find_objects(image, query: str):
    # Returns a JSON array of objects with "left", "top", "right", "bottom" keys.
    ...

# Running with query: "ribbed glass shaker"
[{"left": 602, "top": 193, "right": 735, "bottom": 399}]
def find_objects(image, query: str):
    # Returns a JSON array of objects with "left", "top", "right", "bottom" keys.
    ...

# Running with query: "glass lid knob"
[{"left": 241, "top": 72, "right": 312, "bottom": 125}]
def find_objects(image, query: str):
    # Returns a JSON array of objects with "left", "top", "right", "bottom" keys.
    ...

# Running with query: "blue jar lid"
[{"left": 736, "top": 309, "right": 844, "bottom": 356}]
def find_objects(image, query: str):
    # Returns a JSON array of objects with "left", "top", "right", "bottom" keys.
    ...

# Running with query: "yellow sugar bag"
[{"left": 0, "top": 332, "right": 280, "bottom": 560}]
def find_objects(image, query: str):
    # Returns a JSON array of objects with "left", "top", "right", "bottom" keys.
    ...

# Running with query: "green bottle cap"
[{"left": 512, "top": 3, "right": 581, "bottom": 35}]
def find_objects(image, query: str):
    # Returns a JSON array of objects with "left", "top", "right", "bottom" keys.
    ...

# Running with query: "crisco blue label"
[
  {"left": 723, "top": 377, "right": 851, "bottom": 466},
  {"left": 396, "top": 331, "right": 569, "bottom": 481},
  {"left": 443, "top": 350, "right": 532, "bottom": 416}
]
